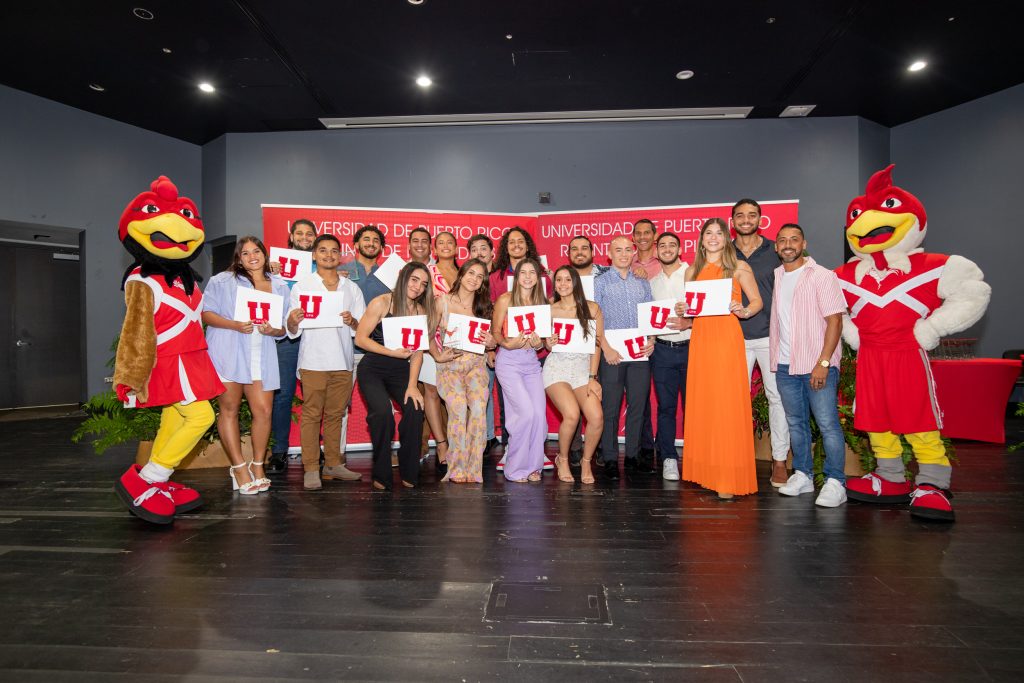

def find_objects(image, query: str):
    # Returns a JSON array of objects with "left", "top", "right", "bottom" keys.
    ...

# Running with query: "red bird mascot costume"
[
  {"left": 836, "top": 165, "right": 990, "bottom": 522},
  {"left": 112, "top": 176, "right": 224, "bottom": 524}
]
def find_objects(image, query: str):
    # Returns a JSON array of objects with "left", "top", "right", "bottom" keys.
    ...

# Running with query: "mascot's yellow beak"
[
  {"left": 126, "top": 214, "right": 205, "bottom": 260},
  {"left": 845, "top": 210, "right": 917, "bottom": 254}
]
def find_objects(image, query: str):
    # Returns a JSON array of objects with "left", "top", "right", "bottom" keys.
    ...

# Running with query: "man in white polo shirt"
[
  {"left": 769, "top": 224, "right": 848, "bottom": 507},
  {"left": 647, "top": 232, "right": 693, "bottom": 481},
  {"left": 286, "top": 234, "right": 366, "bottom": 491}
]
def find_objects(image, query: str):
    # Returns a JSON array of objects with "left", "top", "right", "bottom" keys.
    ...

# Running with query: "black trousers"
[
  {"left": 599, "top": 359, "right": 652, "bottom": 464},
  {"left": 358, "top": 353, "right": 425, "bottom": 488}
]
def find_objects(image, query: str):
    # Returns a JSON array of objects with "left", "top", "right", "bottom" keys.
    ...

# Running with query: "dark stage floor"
[{"left": 1, "top": 416, "right": 1023, "bottom": 681}]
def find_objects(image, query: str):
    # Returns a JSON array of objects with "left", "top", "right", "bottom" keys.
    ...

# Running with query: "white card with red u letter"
[
  {"left": 550, "top": 318, "right": 597, "bottom": 354},
  {"left": 681, "top": 278, "right": 732, "bottom": 317},
  {"left": 382, "top": 314, "right": 430, "bottom": 351},
  {"left": 604, "top": 328, "right": 649, "bottom": 362},
  {"left": 269, "top": 247, "right": 312, "bottom": 282},
  {"left": 233, "top": 289, "right": 285, "bottom": 327},
  {"left": 636, "top": 299, "right": 678, "bottom": 336},
  {"left": 444, "top": 313, "right": 491, "bottom": 355},
  {"left": 296, "top": 291, "right": 346, "bottom": 328},
  {"left": 506, "top": 305, "right": 552, "bottom": 338}
]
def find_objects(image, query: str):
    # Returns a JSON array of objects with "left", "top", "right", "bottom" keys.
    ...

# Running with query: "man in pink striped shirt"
[{"left": 769, "top": 224, "right": 848, "bottom": 507}]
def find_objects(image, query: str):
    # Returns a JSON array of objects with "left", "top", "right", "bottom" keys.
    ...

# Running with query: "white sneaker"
[
  {"left": 542, "top": 457, "right": 555, "bottom": 471},
  {"left": 662, "top": 459, "right": 680, "bottom": 481},
  {"left": 496, "top": 454, "right": 506, "bottom": 471},
  {"left": 779, "top": 471, "right": 814, "bottom": 497},
  {"left": 815, "top": 478, "right": 848, "bottom": 508}
]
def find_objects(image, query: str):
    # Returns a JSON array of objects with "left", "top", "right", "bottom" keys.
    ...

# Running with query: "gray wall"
[
  {"left": 207, "top": 116, "right": 887, "bottom": 270},
  {"left": 3, "top": 78, "right": 1019, "bottom": 402},
  {"left": 891, "top": 83, "right": 1024, "bottom": 357},
  {"left": 0, "top": 85, "right": 201, "bottom": 398}
]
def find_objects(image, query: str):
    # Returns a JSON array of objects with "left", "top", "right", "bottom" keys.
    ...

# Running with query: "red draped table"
[{"left": 930, "top": 358, "right": 1021, "bottom": 443}]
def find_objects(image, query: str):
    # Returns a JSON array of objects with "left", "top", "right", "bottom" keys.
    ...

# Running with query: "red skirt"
[
  {"left": 854, "top": 344, "right": 942, "bottom": 434},
  {"left": 140, "top": 350, "right": 225, "bottom": 408}
]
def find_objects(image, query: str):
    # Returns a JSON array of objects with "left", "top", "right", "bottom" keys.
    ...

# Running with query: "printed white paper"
[
  {"left": 551, "top": 318, "right": 597, "bottom": 354},
  {"left": 233, "top": 288, "right": 285, "bottom": 327},
  {"left": 681, "top": 278, "right": 733, "bottom": 317},
  {"left": 636, "top": 298, "right": 679, "bottom": 336},
  {"left": 269, "top": 247, "right": 312, "bottom": 282},
  {"left": 506, "top": 305, "right": 552, "bottom": 338},
  {"left": 604, "top": 328, "right": 649, "bottom": 362},
  {"left": 382, "top": 314, "right": 430, "bottom": 351},
  {"left": 444, "top": 312, "right": 491, "bottom": 355},
  {"left": 296, "top": 290, "right": 347, "bottom": 329}
]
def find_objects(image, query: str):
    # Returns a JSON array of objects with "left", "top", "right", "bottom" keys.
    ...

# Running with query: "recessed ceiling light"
[
  {"left": 162, "top": 47, "right": 172, "bottom": 54},
  {"left": 908, "top": 60, "right": 927, "bottom": 72},
  {"left": 198, "top": 82, "right": 216, "bottom": 93},
  {"left": 766, "top": 17, "right": 776, "bottom": 24},
  {"left": 505, "top": 34, "right": 513, "bottom": 40},
  {"left": 948, "top": 16, "right": 955, "bottom": 22},
  {"left": 132, "top": 7, "right": 154, "bottom": 20},
  {"left": 407, "top": 0, "right": 425, "bottom": 5},
  {"left": 675, "top": 70, "right": 694, "bottom": 80},
  {"left": 415, "top": 75, "right": 432, "bottom": 88},
  {"left": 779, "top": 104, "right": 816, "bottom": 118},
  {"left": 88, "top": 83, "right": 105, "bottom": 92}
]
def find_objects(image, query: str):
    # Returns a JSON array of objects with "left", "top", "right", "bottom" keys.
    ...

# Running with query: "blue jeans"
[
  {"left": 271, "top": 336, "right": 301, "bottom": 455},
  {"left": 776, "top": 364, "right": 845, "bottom": 483},
  {"left": 651, "top": 341, "right": 689, "bottom": 462}
]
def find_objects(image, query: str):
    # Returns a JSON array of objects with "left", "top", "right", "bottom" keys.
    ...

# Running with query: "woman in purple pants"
[{"left": 491, "top": 258, "right": 549, "bottom": 482}]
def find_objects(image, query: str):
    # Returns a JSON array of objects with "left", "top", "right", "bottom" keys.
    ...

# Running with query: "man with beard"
[
  {"left": 647, "top": 232, "right": 692, "bottom": 481},
  {"left": 568, "top": 235, "right": 609, "bottom": 277},
  {"left": 769, "top": 224, "right": 847, "bottom": 507},
  {"left": 732, "top": 199, "right": 790, "bottom": 487},
  {"left": 342, "top": 225, "right": 389, "bottom": 304}
]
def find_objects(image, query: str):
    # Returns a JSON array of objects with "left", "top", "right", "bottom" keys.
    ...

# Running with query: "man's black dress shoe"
[
  {"left": 602, "top": 460, "right": 620, "bottom": 480},
  {"left": 267, "top": 452, "right": 287, "bottom": 475}
]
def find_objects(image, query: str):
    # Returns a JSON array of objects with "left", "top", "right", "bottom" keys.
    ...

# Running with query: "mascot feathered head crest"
[
  {"left": 845, "top": 164, "right": 928, "bottom": 272},
  {"left": 118, "top": 176, "right": 206, "bottom": 294}
]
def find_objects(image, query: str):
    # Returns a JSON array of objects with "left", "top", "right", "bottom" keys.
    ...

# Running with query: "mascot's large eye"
[
  {"left": 882, "top": 197, "right": 902, "bottom": 209},
  {"left": 180, "top": 207, "right": 196, "bottom": 219},
  {"left": 142, "top": 204, "right": 160, "bottom": 214},
  {"left": 850, "top": 209, "right": 862, "bottom": 220}
]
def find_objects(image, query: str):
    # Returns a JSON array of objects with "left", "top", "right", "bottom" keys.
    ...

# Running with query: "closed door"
[{"left": 0, "top": 244, "right": 82, "bottom": 408}]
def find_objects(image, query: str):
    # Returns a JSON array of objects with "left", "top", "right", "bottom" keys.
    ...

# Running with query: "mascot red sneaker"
[
  {"left": 111, "top": 176, "right": 223, "bottom": 524},
  {"left": 836, "top": 165, "right": 990, "bottom": 522}
]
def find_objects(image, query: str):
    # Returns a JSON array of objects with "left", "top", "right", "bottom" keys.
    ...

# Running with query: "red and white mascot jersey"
[
  {"left": 836, "top": 252, "right": 947, "bottom": 434},
  {"left": 123, "top": 267, "right": 223, "bottom": 407}
]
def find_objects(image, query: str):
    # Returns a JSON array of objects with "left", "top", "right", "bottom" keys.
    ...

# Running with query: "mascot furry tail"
[
  {"left": 111, "top": 176, "right": 224, "bottom": 524},
  {"left": 835, "top": 165, "right": 990, "bottom": 522}
]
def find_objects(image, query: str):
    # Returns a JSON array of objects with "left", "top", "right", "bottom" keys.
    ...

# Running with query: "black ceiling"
[{"left": 2, "top": 1, "right": 1022, "bottom": 145}]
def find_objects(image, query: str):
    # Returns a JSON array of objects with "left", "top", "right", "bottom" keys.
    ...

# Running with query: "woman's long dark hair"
[
  {"left": 391, "top": 261, "right": 436, "bottom": 321},
  {"left": 229, "top": 236, "right": 270, "bottom": 286},
  {"left": 492, "top": 226, "right": 541, "bottom": 274},
  {"left": 551, "top": 265, "right": 594, "bottom": 339},
  {"left": 450, "top": 258, "right": 493, "bottom": 319},
  {"left": 510, "top": 258, "right": 548, "bottom": 307}
]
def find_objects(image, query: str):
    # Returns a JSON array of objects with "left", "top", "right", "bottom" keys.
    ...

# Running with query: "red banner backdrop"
[{"left": 261, "top": 200, "right": 799, "bottom": 451}]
